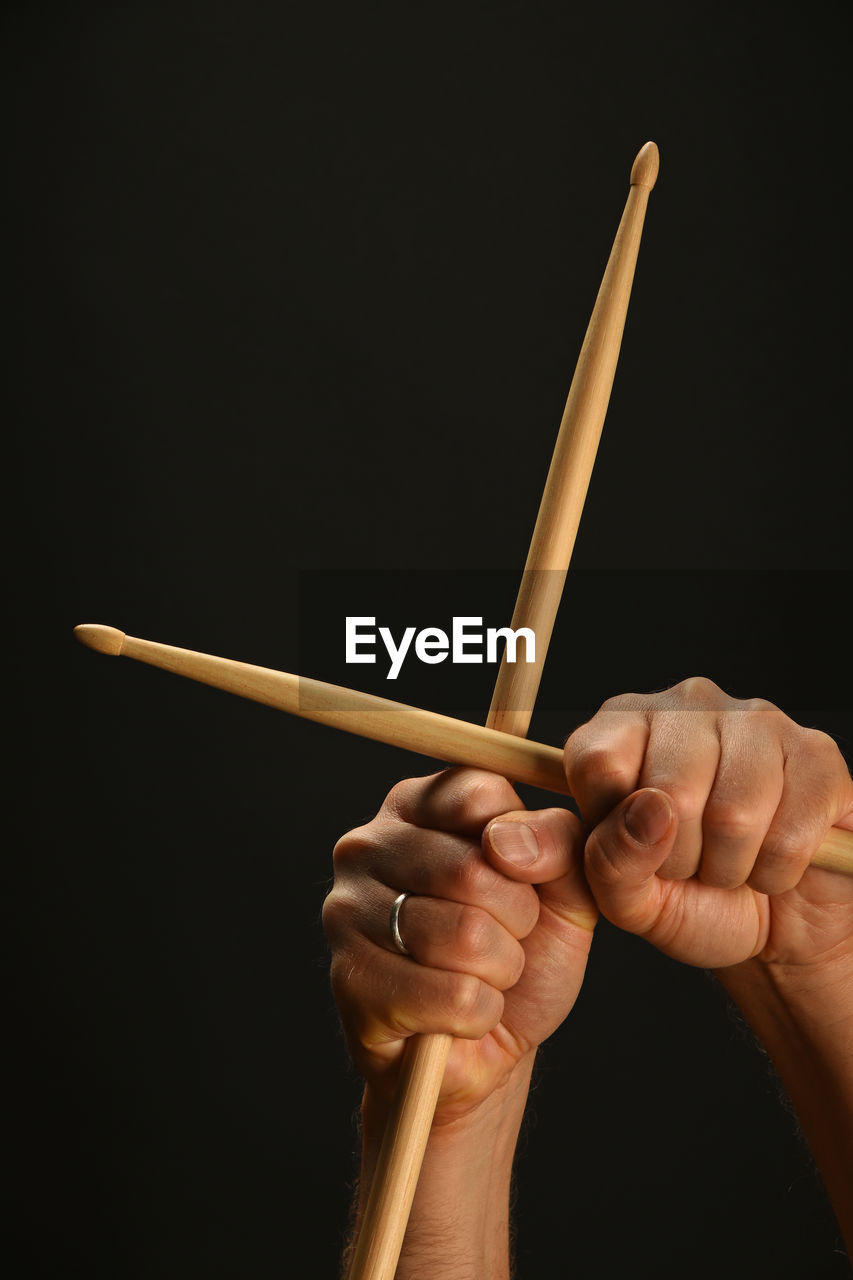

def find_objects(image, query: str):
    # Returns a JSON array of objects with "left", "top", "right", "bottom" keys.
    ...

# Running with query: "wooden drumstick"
[
  {"left": 345, "top": 140, "right": 662, "bottom": 1280},
  {"left": 73, "top": 624, "right": 569, "bottom": 793},
  {"left": 72, "top": 624, "right": 853, "bottom": 877},
  {"left": 486, "top": 140, "right": 661, "bottom": 738}
]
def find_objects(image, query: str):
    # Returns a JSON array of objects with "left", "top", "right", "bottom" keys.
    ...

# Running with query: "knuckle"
[
  {"left": 741, "top": 696, "right": 781, "bottom": 721},
  {"left": 320, "top": 891, "right": 339, "bottom": 937},
  {"left": 448, "top": 846, "right": 490, "bottom": 898},
  {"left": 747, "top": 855, "right": 807, "bottom": 895},
  {"left": 658, "top": 781, "right": 706, "bottom": 824},
  {"left": 446, "top": 971, "right": 488, "bottom": 1024},
  {"left": 384, "top": 774, "right": 431, "bottom": 816},
  {"left": 332, "top": 824, "right": 376, "bottom": 869},
  {"left": 453, "top": 904, "right": 492, "bottom": 964},
  {"left": 599, "top": 692, "right": 645, "bottom": 714},
  {"left": 499, "top": 942, "right": 525, "bottom": 988},
  {"left": 383, "top": 780, "right": 409, "bottom": 815},
  {"left": 568, "top": 744, "right": 635, "bottom": 794},
  {"left": 447, "top": 770, "right": 520, "bottom": 826},
  {"left": 328, "top": 948, "right": 364, "bottom": 1006},
  {"left": 672, "top": 675, "right": 723, "bottom": 706},
  {"left": 636, "top": 776, "right": 702, "bottom": 825},
  {"left": 698, "top": 860, "right": 746, "bottom": 890},
  {"left": 703, "top": 799, "right": 760, "bottom": 844},
  {"left": 739, "top": 697, "right": 789, "bottom": 736},
  {"left": 320, "top": 886, "right": 355, "bottom": 942},
  {"left": 328, "top": 950, "right": 349, "bottom": 993},
  {"left": 506, "top": 940, "right": 527, "bottom": 987},
  {"left": 759, "top": 828, "right": 813, "bottom": 865},
  {"left": 799, "top": 727, "right": 844, "bottom": 770}
]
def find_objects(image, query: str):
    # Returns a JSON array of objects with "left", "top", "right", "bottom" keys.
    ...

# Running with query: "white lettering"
[
  {"left": 345, "top": 618, "right": 536, "bottom": 678},
  {"left": 415, "top": 628, "right": 449, "bottom": 664},
  {"left": 452, "top": 617, "right": 483, "bottom": 664},
  {"left": 486, "top": 626, "right": 536, "bottom": 665},
  {"left": 379, "top": 626, "right": 416, "bottom": 680},
  {"left": 346, "top": 617, "right": 377, "bottom": 663}
]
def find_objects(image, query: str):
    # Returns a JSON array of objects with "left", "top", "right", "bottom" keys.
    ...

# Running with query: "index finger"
[
  {"left": 386, "top": 768, "right": 525, "bottom": 837},
  {"left": 563, "top": 706, "right": 650, "bottom": 826}
]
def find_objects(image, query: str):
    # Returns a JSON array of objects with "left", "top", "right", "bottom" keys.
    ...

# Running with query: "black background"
[{"left": 6, "top": 2, "right": 852, "bottom": 1276}]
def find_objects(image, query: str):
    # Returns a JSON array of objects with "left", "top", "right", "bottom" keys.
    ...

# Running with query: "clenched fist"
[
  {"left": 563, "top": 677, "right": 853, "bottom": 969},
  {"left": 323, "top": 768, "right": 596, "bottom": 1122}
]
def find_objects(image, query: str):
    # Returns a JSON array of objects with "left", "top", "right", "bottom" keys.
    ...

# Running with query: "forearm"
[
  {"left": 346, "top": 1053, "right": 535, "bottom": 1280},
  {"left": 715, "top": 951, "right": 853, "bottom": 1248}
]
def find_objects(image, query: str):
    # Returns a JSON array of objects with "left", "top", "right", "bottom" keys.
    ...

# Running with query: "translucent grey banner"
[{"left": 296, "top": 569, "right": 852, "bottom": 725}]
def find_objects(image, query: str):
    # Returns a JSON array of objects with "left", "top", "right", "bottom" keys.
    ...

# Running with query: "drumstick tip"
[
  {"left": 74, "top": 624, "right": 126, "bottom": 656},
  {"left": 630, "top": 141, "right": 659, "bottom": 190}
]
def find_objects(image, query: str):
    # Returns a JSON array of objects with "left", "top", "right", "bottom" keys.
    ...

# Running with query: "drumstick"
[
  {"left": 486, "top": 140, "right": 660, "bottom": 737},
  {"left": 73, "top": 623, "right": 569, "bottom": 793},
  {"left": 71, "top": 625, "right": 853, "bottom": 877},
  {"left": 346, "top": 140, "right": 662, "bottom": 1280}
]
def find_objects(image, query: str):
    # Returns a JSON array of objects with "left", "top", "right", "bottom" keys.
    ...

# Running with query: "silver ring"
[{"left": 389, "top": 892, "right": 412, "bottom": 956}]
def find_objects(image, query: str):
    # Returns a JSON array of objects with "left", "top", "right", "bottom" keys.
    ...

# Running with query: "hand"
[
  {"left": 563, "top": 678, "right": 853, "bottom": 971},
  {"left": 323, "top": 767, "right": 597, "bottom": 1123}
]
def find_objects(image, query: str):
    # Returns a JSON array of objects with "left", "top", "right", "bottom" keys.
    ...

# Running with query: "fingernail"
[
  {"left": 624, "top": 790, "right": 673, "bottom": 846},
  {"left": 489, "top": 821, "right": 539, "bottom": 866}
]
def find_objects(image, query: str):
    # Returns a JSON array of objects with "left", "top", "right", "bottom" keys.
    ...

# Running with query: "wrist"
[
  {"left": 356, "top": 1052, "right": 535, "bottom": 1280},
  {"left": 361, "top": 1050, "right": 535, "bottom": 1152},
  {"left": 715, "top": 941, "right": 853, "bottom": 1021}
]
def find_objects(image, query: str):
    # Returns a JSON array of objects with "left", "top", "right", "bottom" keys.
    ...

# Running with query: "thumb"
[
  {"left": 584, "top": 788, "right": 678, "bottom": 935},
  {"left": 483, "top": 808, "right": 598, "bottom": 933},
  {"left": 483, "top": 808, "right": 597, "bottom": 1050}
]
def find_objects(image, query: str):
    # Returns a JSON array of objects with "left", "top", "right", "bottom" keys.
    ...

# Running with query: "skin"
[{"left": 323, "top": 678, "right": 853, "bottom": 1277}]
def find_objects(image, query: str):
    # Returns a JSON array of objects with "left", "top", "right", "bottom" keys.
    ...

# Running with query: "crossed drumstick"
[{"left": 75, "top": 142, "right": 853, "bottom": 1280}]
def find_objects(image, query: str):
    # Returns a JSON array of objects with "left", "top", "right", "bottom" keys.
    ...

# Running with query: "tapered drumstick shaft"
[
  {"left": 488, "top": 142, "right": 658, "bottom": 736},
  {"left": 346, "top": 1033, "right": 454, "bottom": 1280},
  {"left": 348, "top": 142, "right": 660, "bottom": 1280},
  {"left": 73, "top": 625, "right": 568, "bottom": 793}
]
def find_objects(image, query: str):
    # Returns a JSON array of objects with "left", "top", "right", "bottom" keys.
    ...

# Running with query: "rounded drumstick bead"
[
  {"left": 73, "top": 624, "right": 126, "bottom": 656},
  {"left": 630, "top": 140, "right": 660, "bottom": 189}
]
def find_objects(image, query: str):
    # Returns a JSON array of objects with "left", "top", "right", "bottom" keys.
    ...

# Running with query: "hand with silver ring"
[{"left": 323, "top": 766, "right": 597, "bottom": 1122}]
